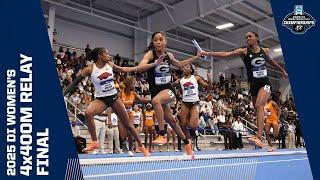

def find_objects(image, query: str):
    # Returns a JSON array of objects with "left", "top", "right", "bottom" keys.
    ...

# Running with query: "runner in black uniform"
[
  {"left": 139, "top": 31, "right": 204, "bottom": 155},
  {"left": 202, "top": 31, "right": 288, "bottom": 148}
]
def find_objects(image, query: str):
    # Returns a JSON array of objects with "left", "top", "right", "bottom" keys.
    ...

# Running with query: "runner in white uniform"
[
  {"left": 63, "top": 47, "right": 163, "bottom": 156},
  {"left": 174, "top": 64, "right": 212, "bottom": 139},
  {"left": 131, "top": 105, "right": 143, "bottom": 153}
]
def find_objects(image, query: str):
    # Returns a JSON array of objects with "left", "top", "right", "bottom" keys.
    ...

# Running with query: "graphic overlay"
[
  {"left": 36, "top": 0, "right": 315, "bottom": 179},
  {"left": 271, "top": 1, "right": 320, "bottom": 179},
  {"left": 6, "top": 54, "right": 50, "bottom": 177},
  {"left": 1, "top": 0, "right": 82, "bottom": 179},
  {"left": 282, "top": 5, "right": 316, "bottom": 34}
]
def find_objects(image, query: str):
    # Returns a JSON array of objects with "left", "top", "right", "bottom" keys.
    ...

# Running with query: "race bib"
[
  {"left": 253, "top": 66, "right": 267, "bottom": 78},
  {"left": 154, "top": 63, "right": 171, "bottom": 85},
  {"left": 112, "top": 116, "right": 118, "bottom": 124},
  {"left": 133, "top": 115, "right": 140, "bottom": 124},
  {"left": 126, "top": 106, "right": 132, "bottom": 113},
  {"left": 186, "top": 89, "right": 196, "bottom": 96},
  {"left": 155, "top": 76, "right": 171, "bottom": 85},
  {"left": 100, "top": 80, "right": 115, "bottom": 92},
  {"left": 146, "top": 115, "right": 152, "bottom": 120},
  {"left": 265, "top": 110, "right": 271, "bottom": 117}
]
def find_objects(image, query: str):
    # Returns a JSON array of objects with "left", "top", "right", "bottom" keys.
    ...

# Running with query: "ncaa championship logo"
[{"left": 282, "top": 5, "right": 316, "bottom": 34}]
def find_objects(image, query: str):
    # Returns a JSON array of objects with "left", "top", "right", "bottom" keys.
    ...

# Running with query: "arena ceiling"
[{"left": 41, "top": 0, "right": 284, "bottom": 79}]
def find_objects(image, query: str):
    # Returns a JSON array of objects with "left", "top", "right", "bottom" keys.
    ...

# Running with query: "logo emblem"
[
  {"left": 155, "top": 64, "right": 170, "bottom": 73},
  {"left": 282, "top": 5, "right": 316, "bottom": 34},
  {"left": 251, "top": 57, "right": 266, "bottom": 67},
  {"left": 98, "top": 72, "right": 112, "bottom": 80}
]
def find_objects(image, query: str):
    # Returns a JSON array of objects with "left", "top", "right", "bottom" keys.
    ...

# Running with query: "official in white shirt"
[{"left": 106, "top": 108, "right": 121, "bottom": 154}]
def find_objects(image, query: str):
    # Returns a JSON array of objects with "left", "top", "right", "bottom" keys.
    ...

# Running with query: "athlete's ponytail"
[{"left": 88, "top": 47, "right": 105, "bottom": 62}]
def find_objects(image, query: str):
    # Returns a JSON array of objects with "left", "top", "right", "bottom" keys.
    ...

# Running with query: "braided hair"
[{"left": 88, "top": 47, "right": 105, "bottom": 62}]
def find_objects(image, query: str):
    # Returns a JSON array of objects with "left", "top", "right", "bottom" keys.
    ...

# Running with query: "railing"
[
  {"left": 240, "top": 117, "right": 266, "bottom": 140},
  {"left": 64, "top": 96, "right": 269, "bottom": 145},
  {"left": 64, "top": 97, "right": 87, "bottom": 128},
  {"left": 240, "top": 117, "right": 255, "bottom": 134}
]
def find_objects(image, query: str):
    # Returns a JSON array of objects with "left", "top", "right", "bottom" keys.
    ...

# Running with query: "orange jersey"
[
  {"left": 265, "top": 101, "right": 278, "bottom": 123},
  {"left": 121, "top": 91, "right": 135, "bottom": 113},
  {"left": 144, "top": 110, "right": 155, "bottom": 127}
]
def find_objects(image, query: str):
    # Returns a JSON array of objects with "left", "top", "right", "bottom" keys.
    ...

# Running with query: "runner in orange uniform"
[
  {"left": 120, "top": 77, "right": 150, "bottom": 156},
  {"left": 143, "top": 103, "right": 156, "bottom": 152},
  {"left": 264, "top": 95, "right": 281, "bottom": 152}
]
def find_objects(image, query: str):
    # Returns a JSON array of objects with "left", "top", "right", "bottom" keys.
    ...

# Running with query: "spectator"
[
  {"left": 85, "top": 44, "right": 91, "bottom": 59},
  {"left": 65, "top": 48, "right": 71, "bottom": 60},
  {"left": 231, "top": 73, "right": 236, "bottom": 90},
  {"left": 57, "top": 46, "right": 65, "bottom": 59},
  {"left": 209, "top": 113, "right": 218, "bottom": 135},
  {"left": 92, "top": 111, "right": 108, "bottom": 154},
  {"left": 220, "top": 118, "right": 233, "bottom": 150},
  {"left": 232, "top": 116, "right": 244, "bottom": 149},
  {"left": 295, "top": 118, "right": 303, "bottom": 148},
  {"left": 278, "top": 117, "right": 287, "bottom": 149},
  {"left": 199, "top": 96, "right": 206, "bottom": 113},
  {"left": 106, "top": 108, "right": 121, "bottom": 154},
  {"left": 287, "top": 121, "right": 296, "bottom": 148},
  {"left": 219, "top": 73, "right": 224, "bottom": 89},
  {"left": 69, "top": 91, "right": 81, "bottom": 111},
  {"left": 167, "top": 123, "right": 178, "bottom": 152},
  {"left": 113, "top": 53, "right": 121, "bottom": 65}
]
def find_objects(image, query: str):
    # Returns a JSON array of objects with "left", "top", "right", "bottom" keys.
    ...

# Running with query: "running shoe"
[
  {"left": 268, "top": 147, "right": 275, "bottom": 152},
  {"left": 194, "top": 146, "right": 201, "bottom": 151},
  {"left": 121, "top": 141, "right": 128, "bottom": 152},
  {"left": 83, "top": 141, "right": 100, "bottom": 152},
  {"left": 248, "top": 136, "right": 263, "bottom": 148},
  {"left": 128, "top": 151, "right": 135, "bottom": 157},
  {"left": 152, "top": 135, "right": 167, "bottom": 145},
  {"left": 91, "top": 149, "right": 99, "bottom": 155},
  {"left": 138, "top": 146, "right": 150, "bottom": 157}
]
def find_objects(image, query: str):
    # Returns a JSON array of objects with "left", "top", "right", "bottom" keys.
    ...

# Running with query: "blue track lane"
[{"left": 80, "top": 148, "right": 312, "bottom": 180}]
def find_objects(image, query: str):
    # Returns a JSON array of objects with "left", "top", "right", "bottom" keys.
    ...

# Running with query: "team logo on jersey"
[
  {"left": 98, "top": 72, "right": 112, "bottom": 80},
  {"left": 183, "top": 82, "right": 195, "bottom": 90},
  {"left": 251, "top": 57, "right": 266, "bottom": 67},
  {"left": 155, "top": 64, "right": 170, "bottom": 73},
  {"left": 282, "top": 5, "right": 316, "bottom": 34}
]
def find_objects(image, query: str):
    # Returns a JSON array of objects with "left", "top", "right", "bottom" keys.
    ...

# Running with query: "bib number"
[
  {"left": 253, "top": 67, "right": 267, "bottom": 78},
  {"left": 101, "top": 80, "right": 114, "bottom": 92},
  {"left": 126, "top": 106, "right": 132, "bottom": 113},
  {"left": 112, "top": 117, "right": 118, "bottom": 124},
  {"left": 186, "top": 90, "right": 195, "bottom": 96},
  {"left": 154, "top": 64, "right": 171, "bottom": 85},
  {"left": 155, "top": 76, "right": 171, "bottom": 85}
]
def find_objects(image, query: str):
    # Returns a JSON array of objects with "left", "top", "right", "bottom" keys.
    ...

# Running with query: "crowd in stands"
[{"left": 54, "top": 45, "right": 303, "bottom": 154}]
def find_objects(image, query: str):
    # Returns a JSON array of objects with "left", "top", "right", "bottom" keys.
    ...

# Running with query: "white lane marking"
[{"left": 83, "top": 158, "right": 309, "bottom": 178}]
